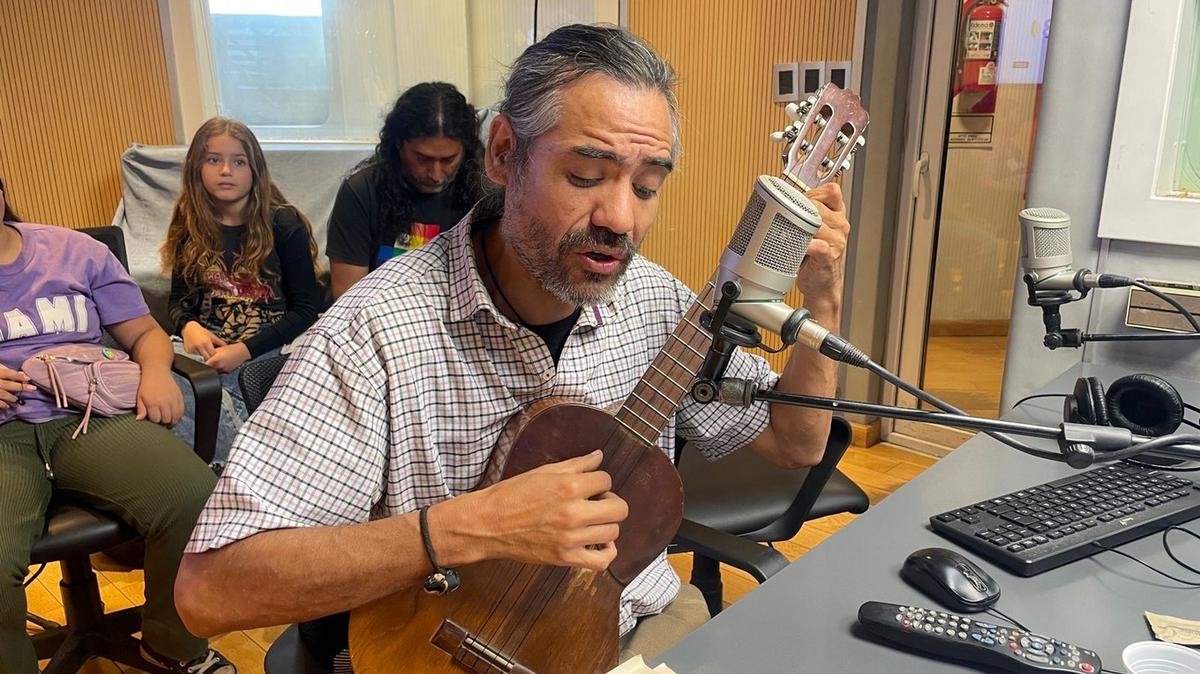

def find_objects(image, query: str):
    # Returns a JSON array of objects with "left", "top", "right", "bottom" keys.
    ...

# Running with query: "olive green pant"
[
  {"left": 0, "top": 415, "right": 216, "bottom": 674},
  {"left": 618, "top": 582, "right": 710, "bottom": 665}
]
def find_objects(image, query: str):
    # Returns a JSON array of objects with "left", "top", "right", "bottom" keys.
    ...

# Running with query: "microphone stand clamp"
[{"left": 692, "top": 281, "right": 763, "bottom": 404}]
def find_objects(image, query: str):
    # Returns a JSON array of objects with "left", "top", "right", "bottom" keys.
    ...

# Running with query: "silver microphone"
[
  {"left": 716, "top": 175, "right": 823, "bottom": 345},
  {"left": 1018, "top": 207, "right": 1127, "bottom": 293},
  {"left": 1018, "top": 207, "right": 1078, "bottom": 292}
]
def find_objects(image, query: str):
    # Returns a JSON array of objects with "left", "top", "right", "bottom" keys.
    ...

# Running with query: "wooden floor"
[
  {"left": 922, "top": 335, "right": 1008, "bottom": 418},
  {"left": 27, "top": 443, "right": 937, "bottom": 673}
]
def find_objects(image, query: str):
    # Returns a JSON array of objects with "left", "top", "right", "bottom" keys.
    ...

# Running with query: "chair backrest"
[
  {"left": 80, "top": 226, "right": 129, "bottom": 272},
  {"left": 239, "top": 353, "right": 289, "bottom": 414},
  {"left": 677, "top": 416, "right": 856, "bottom": 541}
]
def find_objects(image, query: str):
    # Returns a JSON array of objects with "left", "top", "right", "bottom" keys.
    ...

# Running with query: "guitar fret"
[
  {"left": 669, "top": 334, "right": 705, "bottom": 359},
  {"left": 623, "top": 403, "right": 665, "bottom": 430},
  {"left": 649, "top": 364, "right": 689, "bottom": 392},
  {"left": 660, "top": 350, "right": 690, "bottom": 371},
  {"left": 613, "top": 415, "right": 653, "bottom": 445},
  {"left": 637, "top": 382, "right": 675, "bottom": 405},
  {"left": 630, "top": 390, "right": 670, "bottom": 415}
]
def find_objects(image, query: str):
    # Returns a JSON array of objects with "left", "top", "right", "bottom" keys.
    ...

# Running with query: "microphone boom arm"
[{"left": 710, "top": 379, "right": 1200, "bottom": 466}]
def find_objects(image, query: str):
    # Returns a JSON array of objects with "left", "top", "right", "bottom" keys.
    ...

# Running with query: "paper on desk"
[
  {"left": 605, "top": 655, "right": 679, "bottom": 674},
  {"left": 1146, "top": 612, "right": 1200, "bottom": 646}
]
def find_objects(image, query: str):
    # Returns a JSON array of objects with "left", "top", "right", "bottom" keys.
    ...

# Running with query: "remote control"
[{"left": 857, "top": 601, "right": 1102, "bottom": 673}]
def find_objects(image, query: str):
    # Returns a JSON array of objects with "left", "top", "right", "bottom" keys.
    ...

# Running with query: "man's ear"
[{"left": 485, "top": 114, "right": 515, "bottom": 186}]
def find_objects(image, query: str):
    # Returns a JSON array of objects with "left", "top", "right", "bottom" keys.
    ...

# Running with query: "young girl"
[
  {"left": 162, "top": 117, "right": 321, "bottom": 463},
  {"left": 0, "top": 177, "right": 235, "bottom": 673}
]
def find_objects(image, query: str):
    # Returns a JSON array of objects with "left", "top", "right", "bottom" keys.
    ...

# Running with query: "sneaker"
[{"left": 141, "top": 644, "right": 238, "bottom": 673}]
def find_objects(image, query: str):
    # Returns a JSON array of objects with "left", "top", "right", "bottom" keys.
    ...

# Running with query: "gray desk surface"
[{"left": 657, "top": 363, "right": 1200, "bottom": 673}]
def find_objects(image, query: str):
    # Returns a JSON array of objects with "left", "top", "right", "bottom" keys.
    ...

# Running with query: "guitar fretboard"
[{"left": 613, "top": 282, "right": 716, "bottom": 446}]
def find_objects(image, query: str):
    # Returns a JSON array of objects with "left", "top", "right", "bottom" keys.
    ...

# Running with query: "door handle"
[{"left": 911, "top": 152, "right": 930, "bottom": 200}]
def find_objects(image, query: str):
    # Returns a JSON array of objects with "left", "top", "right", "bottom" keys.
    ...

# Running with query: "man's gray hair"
[{"left": 497, "top": 24, "right": 680, "bottom": 169}]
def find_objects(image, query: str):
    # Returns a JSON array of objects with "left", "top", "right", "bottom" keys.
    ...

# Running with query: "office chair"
[
  {"left": 24, "top": 226, "right": 222, "bottom": 672},
  {"left": 670, "top": 416, "right": 870, "bottom": 615}
]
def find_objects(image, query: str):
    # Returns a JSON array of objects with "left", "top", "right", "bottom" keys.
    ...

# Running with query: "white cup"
[{"left": 1122, "top": 641, "right": 1200, "bottom": 674}]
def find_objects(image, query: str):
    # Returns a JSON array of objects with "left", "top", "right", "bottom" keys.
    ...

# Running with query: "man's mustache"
[{"left": 559, "top": 227, "right": 637, "bottom": 256}]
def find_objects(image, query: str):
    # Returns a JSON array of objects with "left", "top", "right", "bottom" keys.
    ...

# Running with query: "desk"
[{"left": 656, "top": 363, "right": 1200, "bottom": 673}]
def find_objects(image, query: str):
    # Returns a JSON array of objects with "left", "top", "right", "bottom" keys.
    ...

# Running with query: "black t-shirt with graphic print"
[
  {"left": 325, "top": 163, "right": 467, "bottom": 272},
  {"left": 167, "top": 206, "right": 320, "bottom": 358}
]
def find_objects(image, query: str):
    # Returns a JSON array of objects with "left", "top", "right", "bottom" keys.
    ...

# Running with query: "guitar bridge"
[{"left": 432, "top": 620, "right": 535, "bottom": 673}]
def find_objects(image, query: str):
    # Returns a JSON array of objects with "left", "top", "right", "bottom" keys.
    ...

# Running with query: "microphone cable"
[
  {"left": 1130, "top": 280, "right": 1200, "bottom": 332},
  {"left": 806, "top": 325, "right": 1200, "bottom": 465},
  {"left": 1008, "top": 393, "right": 1200, "bottom": 472},
  {"left": 1090, "top": 525, "right": 1200, "bottom": 588}
]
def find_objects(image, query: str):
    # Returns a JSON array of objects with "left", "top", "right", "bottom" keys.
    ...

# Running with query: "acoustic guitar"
[{"left": 349, "top": 83, "right": 869, "bottom": 674}]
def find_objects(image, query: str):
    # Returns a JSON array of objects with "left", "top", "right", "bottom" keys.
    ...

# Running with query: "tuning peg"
[
  {"left": 798, "top": 140, "right": 812, "bottom": 154},
  {"left": 820, "top": 158, "right": 835, "bottom": 170},
  {"left": 855, "top": 136, "right": 866, "bottom": 148},
  {"left": 814, "top": 116, "right": 828, "bottom": 128},
  {"left": 785, "top": 102, "right": 803, "bottom": 121},
  {"left": 840, "top": 160, "right": 853, "bottom": 173},
  {"left": 836, "top": 133, "right": 849, "bottom": 146},
  {"left": 770, "top": 131, "right": 786, "bottom": 142}
]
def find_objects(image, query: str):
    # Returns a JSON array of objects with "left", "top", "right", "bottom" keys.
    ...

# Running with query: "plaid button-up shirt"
[{"left": 187, "top": 208, "right": 779, "bottom": 635}]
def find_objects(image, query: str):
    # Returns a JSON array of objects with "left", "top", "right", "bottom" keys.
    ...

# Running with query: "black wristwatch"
[{"left": 419, "top": 505, "right": 460, "bottom": 595}]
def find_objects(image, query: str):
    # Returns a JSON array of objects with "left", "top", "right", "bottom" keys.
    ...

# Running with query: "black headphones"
[{"left": 1063, "top": 374, "right": 1194, "bottom": 437}]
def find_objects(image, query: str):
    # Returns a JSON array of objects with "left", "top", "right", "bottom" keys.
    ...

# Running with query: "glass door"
[{"left": 886, "top": 0, "right": 1053, "bottom": 454}]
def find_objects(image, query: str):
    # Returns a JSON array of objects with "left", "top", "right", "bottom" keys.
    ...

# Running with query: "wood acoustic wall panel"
[
  {"left": 0, "top": 1, "right": 176, "bottom": 229},
  {"left": 629, "top": 0, "right": 855, "bottom": 371}
]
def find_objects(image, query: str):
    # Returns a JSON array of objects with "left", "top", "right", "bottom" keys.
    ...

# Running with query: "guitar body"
[{"left": 350, "top": 401, "right": 685, "bottom": 674}]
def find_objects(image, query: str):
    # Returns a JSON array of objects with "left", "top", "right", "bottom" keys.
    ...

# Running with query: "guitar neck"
[{"left": 614, "top": 282, "right": 716, "bottom": 447}]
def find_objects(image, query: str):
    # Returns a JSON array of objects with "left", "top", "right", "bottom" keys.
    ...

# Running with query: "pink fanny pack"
[{"left": 20, "top": 344, "right": 141, "bottom": 438}]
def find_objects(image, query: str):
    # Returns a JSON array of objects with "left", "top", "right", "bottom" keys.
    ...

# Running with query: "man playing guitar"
[{"left": 174, "top": 23, "right": 852, "bottom": 672}]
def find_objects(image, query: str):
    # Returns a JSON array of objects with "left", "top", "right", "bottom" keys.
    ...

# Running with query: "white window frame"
[{"left": 1100, "top": 0, "right": 1200, "bottom": 247}]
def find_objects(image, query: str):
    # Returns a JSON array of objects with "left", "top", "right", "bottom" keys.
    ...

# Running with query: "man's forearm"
[
  {"left": 175, "top": 498, "right": 487, "bottom": 636},
  {"left": 751, "top": 294, "right": 841, "bottom": 468}
]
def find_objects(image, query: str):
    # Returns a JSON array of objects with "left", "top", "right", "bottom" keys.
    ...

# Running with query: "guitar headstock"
[{"left": 771, "top": 83, "right": 869, "bottom": 192}]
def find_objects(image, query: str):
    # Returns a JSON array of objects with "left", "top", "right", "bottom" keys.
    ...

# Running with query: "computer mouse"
[{"left": 900, "top": 547, "right": 1001, "bottom": 613}]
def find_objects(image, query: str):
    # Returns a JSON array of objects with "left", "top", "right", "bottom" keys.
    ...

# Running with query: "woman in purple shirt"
[{"left": 0, "top": 178, "right": 235, "bottom": 673}]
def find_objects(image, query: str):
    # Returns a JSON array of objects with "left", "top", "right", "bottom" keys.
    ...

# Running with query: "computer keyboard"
[{"left": 930, "top": 463, "right": 1200, "bottom": 576}]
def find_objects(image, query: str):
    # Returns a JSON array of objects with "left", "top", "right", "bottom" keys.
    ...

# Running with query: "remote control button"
[
  {"left": 935, "top": 627, "right": 944, "bottom": 634},
  {"left": 981, "top": 638, "right": 996, "bottom": 646},
  {"left": 1080, "top": 664, "right": 1094, "bottom": 673},
  {"left": 958, "top": 632, "right": 967, "bottom": 639},
  {"left": 1024, "top": 653, "right": 1050, "bottom": 664},
  {"left": 901, "top": 620, "right": 911, "bottom": 628},
  {"left": 1009, "top": 642, "right": 1019, "bottom": 650}
]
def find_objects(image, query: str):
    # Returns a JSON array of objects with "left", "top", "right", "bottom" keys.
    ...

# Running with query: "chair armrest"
[
  {"left": 172, "top": 354, "right": 220, "bottom": 465},
  {"left": 672, "top": 518, "right": 790, "bottom": 583}
]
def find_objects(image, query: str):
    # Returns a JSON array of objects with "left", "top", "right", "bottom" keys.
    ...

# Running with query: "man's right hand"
[
  {"left": 0, "top": 366, "right": 36, "bottom": 410},
  {"left": 181, "top": 321, "right": 227, "bottom": 359},
  {"left": 435, "top": 450, "right": 629, "bottom": 572}
]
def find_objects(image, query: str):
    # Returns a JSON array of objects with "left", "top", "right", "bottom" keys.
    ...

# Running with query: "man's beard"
[{"left": 501, "top": 203, "right": 638, "bottom": 307}]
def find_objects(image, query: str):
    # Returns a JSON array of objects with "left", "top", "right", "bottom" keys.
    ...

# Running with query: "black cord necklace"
[{"left": 479, "top": 232, "right": 531, "bottom": 326}]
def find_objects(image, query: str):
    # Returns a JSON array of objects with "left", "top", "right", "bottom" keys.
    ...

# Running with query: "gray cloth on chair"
[{"left": 113, "top": 143, "right": 373, "bottom": 327}]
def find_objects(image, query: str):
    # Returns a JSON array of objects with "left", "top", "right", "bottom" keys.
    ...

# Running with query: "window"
[
  {"left": 1158, "top": 2, "right": 1200, "bottom": 197},
  {"left": 183, "top": 0, "right": 619, "bottom": 142},
  {"left": 1100, "top": 0, "right": 1200, "bottom": 246},
  {"left": 208, "top": 0, "right": 331, "bottom": 128}
]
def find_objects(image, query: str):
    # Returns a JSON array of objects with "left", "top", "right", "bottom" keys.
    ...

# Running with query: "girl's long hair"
[{"left": 161, "top": 117, "right": 320, "bottom": 284}]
